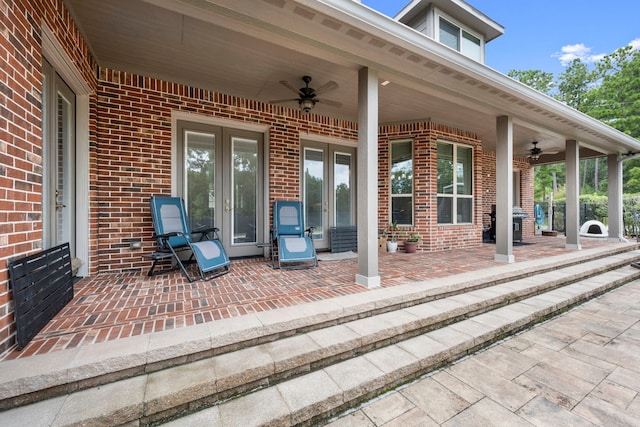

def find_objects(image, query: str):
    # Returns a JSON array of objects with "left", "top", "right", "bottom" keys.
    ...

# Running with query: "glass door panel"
[
  {"left": 334, "top": 152, "right": 353, "bottom": 227},
  {"left": 303, "top": 148, "right": 326, "bottom": 241},
  {"left": 184, "top": 131, "right": 216, "bottom": 231},
  {"left": 222, "top": 129, "right": 263, "bottom": 257},
  {"left": 43, "top": 59, "right": 76, "bottom": 252},
  {"left": 55, "top": 89, "right": 74, "bottom": 245},
  {"left": 231, "top": 137, "right": 257, "bottom": 245}
]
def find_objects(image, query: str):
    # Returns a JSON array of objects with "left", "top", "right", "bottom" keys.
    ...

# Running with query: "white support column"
[
  {"left": 608, "top": 154, "right": 625, "bottom": 241},
  {"left": 565, "top": 139, "right": 581, "bottom": 250},
  {"left": 355, "top": 67, "right": 380, "bottom": 288},
  {"left": 495, "top": 116, "right": 514, "bottom": 263}
]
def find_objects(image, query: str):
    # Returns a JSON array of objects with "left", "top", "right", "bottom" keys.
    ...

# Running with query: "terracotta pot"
[{"left": 404, "top": 241, "right": 418, "bottom": 253}]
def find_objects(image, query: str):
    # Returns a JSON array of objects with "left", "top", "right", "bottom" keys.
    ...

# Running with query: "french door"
[
  {"left": 302, "top": 142, "right": 356, "bottom": 250},
  {"left": 42, "top": 60, "right": 76, "bottom": 253},
  {"left": 178, "top": 122, "right": 264, "bottom": 258}
]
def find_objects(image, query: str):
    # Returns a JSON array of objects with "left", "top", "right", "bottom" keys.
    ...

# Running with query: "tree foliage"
[
  {"left": 513, "top": 45, "right": 640, "bottom": 199},
  {"left": 555, "top": 59, "right": 597, "bottom": 110},
  {"left": 508, "top": 69, "right": 555, "bottom": 94},
  {"left": 586, "top": 46, "right": 640, "bottom": 138}
]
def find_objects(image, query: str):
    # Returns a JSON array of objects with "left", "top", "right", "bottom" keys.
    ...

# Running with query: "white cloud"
[
  {"left": 555, "top": 38, "right": 640, "bottom": 67},
  {"left": 553, "top": 43, "right": 602, "bottom": 66}
]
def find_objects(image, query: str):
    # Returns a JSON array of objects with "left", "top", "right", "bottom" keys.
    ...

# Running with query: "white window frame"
[
  {"left": 435, "top": 11, "right": 484, "bottom": 63},
  {"left": 390, "top": 139, "right": 414, "bottom": 226},
  {"left": 513, "top": 169, "right": 521, "bottom": 207},
  {"left": 437, "top": 141, "right": 474, "bottom": 225}
]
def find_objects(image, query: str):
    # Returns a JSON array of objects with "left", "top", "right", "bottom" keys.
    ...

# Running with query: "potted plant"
[
  {"left": 404, "top": 232, "right": 421, "bottom": 253},
  {"left": 386, "top": 221, "right": 400, "bottom": 253}
]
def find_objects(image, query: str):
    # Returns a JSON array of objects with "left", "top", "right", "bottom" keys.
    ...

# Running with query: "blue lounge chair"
[
  {"left": 271, "top": 200, "right": 317, "bottom": 269},
  {"left": 149, "top": 196, "right": 230, "bottom": 282}
]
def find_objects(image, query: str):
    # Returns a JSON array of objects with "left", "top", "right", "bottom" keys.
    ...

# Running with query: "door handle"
[
  {"left": 55, "top": 190, "right": 65, "bottom": 209},
  {"left": 224, "top": 206, "right": 231, "bottom": 213}
]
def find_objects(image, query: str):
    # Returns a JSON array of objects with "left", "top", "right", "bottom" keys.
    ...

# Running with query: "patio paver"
[
  {"left": 327, "top": 275, "right": 640, "bottom": 426},
  {"left": 1, "top": 236, "right": 625, "bottom": 360}
]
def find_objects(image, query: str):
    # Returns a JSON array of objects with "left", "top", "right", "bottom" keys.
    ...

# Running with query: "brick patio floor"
[{"left": 3, "top": 236, "right": 619, "bottom": 360}]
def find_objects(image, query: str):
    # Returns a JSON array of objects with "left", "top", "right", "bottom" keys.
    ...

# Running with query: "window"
[
  {"left": 391, "top": 140, "right": 413, "bottom": 225},
  {"left": 438, "top": 17, "right": 482, "bottom": 62},
  {"left": 437, "top": 142, "right": 473, "bottom": 224}
]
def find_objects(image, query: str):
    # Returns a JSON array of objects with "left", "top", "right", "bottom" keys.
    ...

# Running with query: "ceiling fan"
[
  {"left": 528, "top": 141, "right": 543, "bottom": 160},
  {"left": 270, "top": 76, "right": 342, "bottom": 113}
]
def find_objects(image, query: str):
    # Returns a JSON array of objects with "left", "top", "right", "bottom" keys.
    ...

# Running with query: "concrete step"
[{"left": 0, "top": 245, "right": 639, "bottom": 426}]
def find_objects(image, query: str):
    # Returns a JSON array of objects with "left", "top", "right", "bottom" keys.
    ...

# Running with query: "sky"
[{"left": 361, "top": 0, "right": 640, "bottom": 76}]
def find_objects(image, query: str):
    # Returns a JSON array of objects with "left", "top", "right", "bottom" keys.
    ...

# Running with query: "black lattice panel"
[{"left": 8, "top": 243, "right": 74, "bottom": 350}]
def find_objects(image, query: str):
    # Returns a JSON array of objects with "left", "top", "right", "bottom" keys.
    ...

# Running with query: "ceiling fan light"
[{"left": 299, "top": 98, "right": 315, "bottom": 113}]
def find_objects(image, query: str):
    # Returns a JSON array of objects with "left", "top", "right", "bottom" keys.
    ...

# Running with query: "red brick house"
[{"left": 0, "top": 0, "right": 638, "bottom": 353}]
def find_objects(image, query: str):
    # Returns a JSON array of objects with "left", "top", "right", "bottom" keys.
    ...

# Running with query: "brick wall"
[
  {"left": 0, "top": 0, "right": 97, "bottom": 354},
  {"left": 379, "top": 122, "right": 484, "bottom": 252},
  {"left": 95, "top": 69, "right": 358, "bottom": 274}
]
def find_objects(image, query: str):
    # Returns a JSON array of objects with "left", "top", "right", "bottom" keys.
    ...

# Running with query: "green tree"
[
  {"left": 586, "top": 46, "right": 640, "bottom": 138},
  {"left": 534, "top": 163, "right": 565, "bottom": 201},
  {"left": 517, "top": 45, "right": 640, "bottom": 199},
  {"left": 625, "top": 167, "right": 640, "bottom": 193},
  {"left": 555, "top": 59, "right": 596, "bottom": 110},
  {"left": 586, "top": 46, "right": 640, "bottom": 194},
  {"left": 508, "top": 69, "right": 555, "bottom": 94}
]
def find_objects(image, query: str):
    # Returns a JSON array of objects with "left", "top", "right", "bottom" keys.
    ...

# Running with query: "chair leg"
[
  {"left": 168, "top": 247, "right": 197, "bottom": 282},
  {"left": 147, "top": 259, "right": 160, "bottom": 277},
  {"left": 199, "top": 263, "right": 232, "bottom": 281},
  {"left": 146, "top": 253, "right": 180, "bottom": 277},
  {"left": 271, "top": 241, "right": 278, "bottom": 269}
]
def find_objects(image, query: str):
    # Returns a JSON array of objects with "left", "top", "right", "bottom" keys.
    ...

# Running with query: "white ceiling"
[{"left": 64, "top": 0, "right": 640, "bottom": 162}]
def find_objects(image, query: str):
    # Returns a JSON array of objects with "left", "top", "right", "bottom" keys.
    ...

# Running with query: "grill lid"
[{"left": 512, "top": 206, "right": 529, "bottom": 218}]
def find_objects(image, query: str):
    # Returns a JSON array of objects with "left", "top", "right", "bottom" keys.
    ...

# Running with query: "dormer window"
[
  {"left": 438, "top": 16, "right": 482, "bottom": 62},
  {"left": 395, "top": 1, "right": 502, "bottom": 65}
]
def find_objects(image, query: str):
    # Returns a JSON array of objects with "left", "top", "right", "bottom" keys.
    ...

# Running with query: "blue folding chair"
[
  {"left": 149, "top": 196, "right": 230, "bottom": 282},
  {"left": 271, "top": 200, "right": 317, "bottom": 269}
]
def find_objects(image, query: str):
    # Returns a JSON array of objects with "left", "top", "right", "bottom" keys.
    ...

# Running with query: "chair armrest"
[
  {"left": 153, "top": 232, "right": 183, "bottom": 240},
  {"left": 191, "top": 226, "right": 221, "bottom": 241},
  {"left": 191, "top": 226, "right": 219, "bottom": 234}
]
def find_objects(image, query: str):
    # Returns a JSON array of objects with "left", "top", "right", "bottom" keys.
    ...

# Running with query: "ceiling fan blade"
[
  {"left": 279, "top": 80, "right": 303, "bottom": 96},
  {"left": 317, "top": 98, "right": 342, "bottom": 108},
  {"left": 269, "top": 98, "right": 298, "bottom": 104},
  {"left": 313, "top": 80, "right": 338, "bottom": 95}
]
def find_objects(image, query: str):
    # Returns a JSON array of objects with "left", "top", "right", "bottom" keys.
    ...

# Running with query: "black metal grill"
[{"left": 486, "top": 206, "right": 529, "bottom": 243}]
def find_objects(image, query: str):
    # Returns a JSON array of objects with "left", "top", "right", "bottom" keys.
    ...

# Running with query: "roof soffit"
[{"left": 72, "top": 0, "right": 640, "bottom": 155}]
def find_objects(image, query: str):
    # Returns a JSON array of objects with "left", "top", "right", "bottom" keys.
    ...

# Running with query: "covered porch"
[
  {"left": 60, "top": 0, "right": 640, "bottom": 283},
  {"left": 3, "top": 235, "right": 625, "bottom": 360}
]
